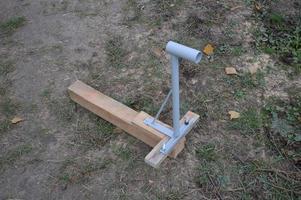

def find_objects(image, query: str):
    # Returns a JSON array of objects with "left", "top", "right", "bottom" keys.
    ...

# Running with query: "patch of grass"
[
  {"left": 113, "top": 145, "right": 133, "bottom": 161},
  {"left": 196, "top": 144, "right": 218, "bottom": 161},
  {"left": 74, "top": 117, "right": 115, "bottom": 149},
  {"left": 217, "top": 44, "right": 245, "bottom": 57},
  {"left": 48, "top": 98, "right": 74, "bottom": 123},
  {"left": 58, "top": 159, "right": 111, "bottom": 185},
  {"left": 0, "top": 97, "right": 19, "bottom": 117},
  {"left": 0, "top": 78, "right": 12, "bottom": 96},
  {"left": 181, "top": 14, "right": 204, "bottom": 38},
  {"left": 144, "top": 54, "right": 164, "bottom": 79},
  {"left": 231, "top": 46, "right": 245, "bottom": 56},
  {"left": 124, "top": 95, "right": 158, "bottom": 116},
  {"left": 195, "top": 161, "right": 231, "bottom": 195},
  {"left": 269, "top": 13, "right": 285, "bottom": 26},
  {"left": 124, "top": 0, "right": 143, "bottom": 24},
  {"left": 234, "top": 89, "right": 246, "bottom": 100},
  {"left": 223, "top": 71, "right": 265, "bottom": 90},
  {"left": 0, "top": 144, "right": 32, "bottom": 171},
  {"left": 0, "top": 16, "right": 26, "bottom": 35},
  {"left": 95, "top": 119, "right": 114, "bottom": 138},
  {"left": 263, "top": 95, "right": 301, "bottom": 142},
  {"left": 151, "top": 0, "right": 184, "bottom": 26},
  {"left": 0, "top": 119, "right": 11, "bottom": 134},
  {"left": 0, "top": 60, "right": 15, "bottom": 76},
  {"left": 229, "top": 108, "right": 262, "bottom": 135},
  {"left": 190, "top": 94, "right": 210, "bottom": 120},
  {"left": 239, "top": 71, "right": 265, "bottom": 89},
  {"left": 40, "top": 87, "right": 52, "bottom": 99},
  {"left": 254, "top": 4, "right": 301, "bottom": 73},
  {"left": 237, "top": 160, "right": 300, "bottom": 199},
  {"left": 157, "top": 190, "right": 186, "bottom": 200},
  {"left": 105, "top": 36, "right": 127, "bottom": 69},
  {"left": 41, "top": 1, "right": 69, "bottom": 15}
]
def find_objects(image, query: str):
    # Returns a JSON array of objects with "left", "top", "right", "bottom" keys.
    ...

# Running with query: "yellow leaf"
[
  {"left": 225, "top": 67, "right": 238, "bottom": 75},
  {"left": 203, "top": 44, "right": 214, "bottom": 55},
  {"left": 228, "top": 111, "right": 240, "bottom": 120},
  {"left": 11, "top": 117, "right": 24, "bottom": 124}
]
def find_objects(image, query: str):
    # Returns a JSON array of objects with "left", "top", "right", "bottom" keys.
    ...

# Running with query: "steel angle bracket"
[{"left": 144, "top": 116, "right": 198, "bottom": 155}]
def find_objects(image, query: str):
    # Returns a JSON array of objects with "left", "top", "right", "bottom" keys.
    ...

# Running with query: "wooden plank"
[
  {"left": 144, "top": 137, "right": 169, "bottom": 168},
  {"left": 132, "top": 111, "right": 186, "bottom": 158},
  {"left": 144, "top": 111, "right": 200, "bottom": 168},
  {"left": 68, "top": 80, "right": 184, "bottom": 156}
]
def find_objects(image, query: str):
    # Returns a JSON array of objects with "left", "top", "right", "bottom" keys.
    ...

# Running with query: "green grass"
[
  {"left": 105, "top": 36, "right": 127, "bottom": 69},
  {"left": 234, "top": 89, "right": 246, "bottom": 100},
  {"left": 40, "top": 87, "right": 52, "bottom": 99},
  {"left": 239, "top": 71, "right": 265, "bottom": 89},
  {"left": 157, "top": 190, "right": 186, "bottom": 200},
  {"left": 195, "top": 161, "right": 232, "bottom": 193},
  {"left": 196, "top": 144, "right": 218, "bottom": 161},
  {"left": 151, "top": 0, "right": 184, "bottom": 26},
  {"left": 0, "top": 78, "right": 12, "bottom": 96},
  {"left": 181, "top": 14, "right": 204, "bottom": 38},
  {"left": 0, "top": 60, "right": 15, "bottom": 76},
  {"left": 0, "top": 144, "right": 32, "bottom": 171},
  {"left": 262, "top": 94, "right": 301, "bottom": 143},
  {"left": 223, "top": 71, "right": 265, "bottom": 90},
  {"left": 269, "top": 13, "right": 285, "bottom": 26},
  {"left": 47, "top": 98, "right": 74, "bottom": 123},
  {"left": 95, "top": 119, "right": 114, "bottom": 138},
  {"left": 124, "top": 95, "right": 158, "bottom": 116},
  {"left": 229, "top": 108, "right": 262, "bottom": 135},
  {"left": 124, "top": 0, "right": 143, "bottom": 24},
  {"left": 113, "top": 145, "right": 133, "bottom": 161},
  {"left": 254, "top": 4, "right": 301, "bottom": 73},
  {"left": 0, "top": 119, "right": 11, "bottom": 134},
  {"left": 236, "top": 160, "right": 300, "bottom": 199},
  {"left": 58, "top": 159, "right": 111, "bottom": 185},
  {"left": 74, "top": 117, "right": 115, "bottom": 149},
  {"left": 217, "top": 44, "right": 245, "bottom": 57},
  {"left": 0, "top": 16, "right": 26, "bottom": 35},
  {"left": 195, "top": 154, "right": 300, "bottom": 199},
  {"left": 0, "top": 97, "right": 19, "bottom": 117}
]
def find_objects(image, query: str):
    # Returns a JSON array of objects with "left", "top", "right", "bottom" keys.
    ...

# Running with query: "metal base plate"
[
  {"left": 144, "top": 118, "right": 174, "bottom": 137},
  {"left": 144, "top": 117, "right": 195, "bottom": 154}
]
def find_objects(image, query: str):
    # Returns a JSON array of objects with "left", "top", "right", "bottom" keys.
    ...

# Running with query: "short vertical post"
[{"left": 171, "top": 55, "right": 180, "bottom": 138}]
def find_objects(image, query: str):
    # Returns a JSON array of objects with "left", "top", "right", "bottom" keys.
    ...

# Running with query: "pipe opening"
[{"left": 195, "top": 52, "right": 202, "bottom": 64}]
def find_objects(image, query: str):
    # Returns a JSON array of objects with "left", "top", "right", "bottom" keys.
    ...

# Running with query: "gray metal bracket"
[{"left": 144, "top": 116, "right": 194, "bottom": 155}]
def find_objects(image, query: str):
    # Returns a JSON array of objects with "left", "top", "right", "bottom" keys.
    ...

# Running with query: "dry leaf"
[
  {"left": 248, "top": 65, "right": 259, "bottom": 74},
  {"left": 11, "top": 117, "right": 24, "bottom": 124},
  {"left": 152, "top": 48, "right": 163, "bottom": 58},
  {"left": 225, "top": 67, "right": 238, "bottom": 75},
  {"left": 203, "top": 44, "right": 214, "bottom": 55},
  {"left": 228, "top": 111, "right": 240, "bottom": 120},
  {"left": 230, "top": 6, "right": 242, "bottom": 11},
  {"left": 255, "top": 2, "right": 262, "bottom": 11}
]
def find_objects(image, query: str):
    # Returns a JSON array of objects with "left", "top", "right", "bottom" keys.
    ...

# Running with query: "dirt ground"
[{"left": 0, "top": 0, "right": 300, "bottom": 199}]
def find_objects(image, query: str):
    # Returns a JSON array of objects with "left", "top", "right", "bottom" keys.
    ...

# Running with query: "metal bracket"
[
  {"left": 144, "top": 116, "right": 195, "bottom": 155},
  {"left": 144, "top": 117, "right": 174, "bottom": 137}
]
